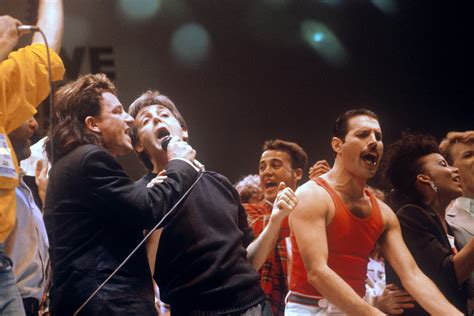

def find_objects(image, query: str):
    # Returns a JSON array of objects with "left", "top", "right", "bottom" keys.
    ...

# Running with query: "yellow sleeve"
[{"left": 0, "top": 43, "right": 65, "bottom": 133}]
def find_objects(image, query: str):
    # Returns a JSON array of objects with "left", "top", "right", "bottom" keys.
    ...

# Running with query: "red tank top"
[{"left": 289, "top": 178, "right": 384, "bottom": 298}]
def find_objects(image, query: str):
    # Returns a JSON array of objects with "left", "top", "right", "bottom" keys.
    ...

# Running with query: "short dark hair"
[
  {"left": 439, "top": 131, "right": 474, "bottom": 165},
  {"left": 46, "top": 73, "right": 116, "bottom": 163},
  {"left": 382, "top": 131, "right": 439, "bottom": 204},
  {"left": 128, "top": 90, "right": 187, "bottom": 170},
  {"left": 262, "top": 139, "right": 308, "bottom": 171},
  {"left": 333, "top": 108, "right": 379, "bottom": 140}
]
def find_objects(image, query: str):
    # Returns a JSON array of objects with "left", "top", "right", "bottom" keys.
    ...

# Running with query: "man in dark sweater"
[
  {"left": 43, "top": 74, "right": 200, "bottom": 315},
  {"left": 129, "top": 90, "right": 298, "bottom": 315}
]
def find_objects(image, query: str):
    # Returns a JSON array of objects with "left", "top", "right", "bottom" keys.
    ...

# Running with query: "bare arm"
[
  {"left": 34, "top": 159, "right": 49, "bottom": 206},
  {"left": 452, "top": 237, "right": 474, "bottom": 283},
  {"left": 374, "top": 283, "right": 415, "bottom": 314},
  {"left": 379, "top": 204, "right": 462, "bottom": 316},
  {"left": 289, "top": 182, "right": 383, "bottom": 316},
  {"left": 32, "top": 0, "right": 64, "bottom": 52},
  {"left": 247, "top": 182, "right": 297, "bottom": 269}
]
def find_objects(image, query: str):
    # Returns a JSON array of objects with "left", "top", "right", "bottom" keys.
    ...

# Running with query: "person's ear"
[
  {"left": 416, "top": 173, "right": 431, "bottom": 185},
  {"left": 294, "top": 168, "right": 303, "bottom": 182},
  {"left": 84, "top": 116, "right": 101, "bottom": 133},
  {"left": 331, "top": 137, "right": 343, "bottom": 155},
  {"left": 182, "top": 128, "right": 189, "bottom": 141},
  {"left": 134, "top": 140, "right": 144, "bottom": 153}
]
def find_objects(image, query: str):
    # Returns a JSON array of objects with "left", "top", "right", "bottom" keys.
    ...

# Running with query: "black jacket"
[
  {"left": 137, "top": 171, "right": 266, "bottom": 315},
  {"left": 44, "top": 145, "right": 198, "bottom": 315},
  {"left": 386, "top": 203, "right": 468, "bottom": 315}
]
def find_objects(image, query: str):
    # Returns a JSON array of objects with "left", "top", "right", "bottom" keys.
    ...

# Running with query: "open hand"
[
  {"left": 376, "top": 284, "right": 415, "bottom": 314},
  {"left": 147, "top": 170, "right": 168, "bottom": 188},
  {"left": 309, "top": 160, "right": 331, "bottom": 180}
]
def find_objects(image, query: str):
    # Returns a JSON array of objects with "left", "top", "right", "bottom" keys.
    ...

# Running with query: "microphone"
[
  {"left": 161, "top": 135, "right": 204, "bottom": 171},
  {"left": 17, "top": 25, "right": 40, "bottom": 34},
  {"left": 161, "top": 135, "right": 172, "bottom": 151}
]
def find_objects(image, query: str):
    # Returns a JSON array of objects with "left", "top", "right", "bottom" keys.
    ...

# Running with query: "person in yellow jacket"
[{"left": 0, "top": 1, "right": 64, "bottom": 314}]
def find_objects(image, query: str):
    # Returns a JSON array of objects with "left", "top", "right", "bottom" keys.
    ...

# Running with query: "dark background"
[{"left": 4, "top": 0, "right": 473, "bottom": 184}]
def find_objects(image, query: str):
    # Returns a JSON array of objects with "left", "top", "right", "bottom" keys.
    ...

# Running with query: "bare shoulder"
[
  {"left": 292, "top": 180, "right": 333, "bottom": 223},
  {"left": 375, "top": 198, "right": 400, "bottom": 233},
  {"left": 296, "top": 179, "right": 327, "bottom": 195}
]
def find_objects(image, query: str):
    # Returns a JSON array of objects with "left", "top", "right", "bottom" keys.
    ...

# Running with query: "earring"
[{"left": 429, "top": 181, "right": 438, "bottom": 193}]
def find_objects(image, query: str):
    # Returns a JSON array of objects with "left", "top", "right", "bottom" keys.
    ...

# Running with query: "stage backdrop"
[{"left": 3, "top": 0, "right": 472, "bottom": 185}]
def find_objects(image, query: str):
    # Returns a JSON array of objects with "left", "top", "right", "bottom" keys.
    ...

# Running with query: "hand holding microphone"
[
  {"left": 161, "top": 136, "right": 204, "bottom": 171},
  {"left": 161, "top": 135, "right": 195, "bottom": 161},
  {"left": 0, "top": 16, "right": 23, "bottom": 59}
]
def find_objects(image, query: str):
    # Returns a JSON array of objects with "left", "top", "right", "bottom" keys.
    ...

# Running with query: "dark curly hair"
[
  {"left": 382, "top": 131, "right": 440, "bottom": 206},
  {"left": 262, "top": 139, "right": 308, "bottom": 171},
  {"left": 46, "top": 73, "right": 116, "bottom": 163}
]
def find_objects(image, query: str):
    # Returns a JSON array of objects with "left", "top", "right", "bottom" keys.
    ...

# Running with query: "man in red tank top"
[{"left": 287, "top": 109, "right": 463, "bottom": 315}]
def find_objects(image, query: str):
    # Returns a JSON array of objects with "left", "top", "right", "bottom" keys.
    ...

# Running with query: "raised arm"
[
  {"left": 379, "top": 204, "right": 462, "bottom": 316},
  {"left": 83, "top": 148, "right": 199, "bottom": 229},
  {"left": 308, "top": 159, "right": 331, "bottom": 181},
  {"left": 246, "top": 182, "right": 297, "bottom": 269},
  {"left": 289, "top": 182, "right": 383, "bottom": 315},
  {"left": 0, "top": 15, "right": 22, "bottom": 61},
  {"left": 32, "top": 0, "right": 64, "bottom": 52}
]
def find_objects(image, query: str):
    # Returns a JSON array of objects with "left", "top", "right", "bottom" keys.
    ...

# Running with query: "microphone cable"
[
  {"left": 39, "top": 28, "right": 55, "bottom": 163},
  {"left": 17, "top": 25, "right": 55, "bottom": 162},
  {"left": 73, "top": 170, "right": 205, "bottom": 316}
]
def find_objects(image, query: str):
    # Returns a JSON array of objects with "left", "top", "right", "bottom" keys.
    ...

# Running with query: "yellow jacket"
[{"left": 0, "top": 43, "right": 64, "bottom": 241}]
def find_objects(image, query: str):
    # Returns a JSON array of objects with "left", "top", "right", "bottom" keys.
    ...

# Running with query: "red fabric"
[
  {"left": 245, "top": 201, "right": 289, "bottom": 316},
  {"left": 289, "top": 178, "right": 384, "bottom": 298}
]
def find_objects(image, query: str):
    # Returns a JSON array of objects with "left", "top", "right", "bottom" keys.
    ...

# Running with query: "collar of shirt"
[{"left": 451, "top": 197, "right": 474, "bottom": 216}]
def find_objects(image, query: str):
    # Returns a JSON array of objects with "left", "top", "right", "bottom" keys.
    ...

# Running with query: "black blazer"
[
  {"left": 386, "top": 203, "right": 468, "bottom": 315},
  {"left": 44, "top": 144, "right": 198, "bottom": 315}
]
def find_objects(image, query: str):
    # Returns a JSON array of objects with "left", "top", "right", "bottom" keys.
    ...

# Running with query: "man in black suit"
[{"left": 43, "top": 74, "right": 199, "bottom": 315}]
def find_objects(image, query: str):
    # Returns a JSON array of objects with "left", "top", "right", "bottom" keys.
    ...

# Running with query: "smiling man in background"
[{"left": 244, "top": 139, "right": 307, "bottom": 316}]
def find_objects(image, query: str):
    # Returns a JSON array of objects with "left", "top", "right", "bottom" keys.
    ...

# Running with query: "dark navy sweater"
[{"left": 137, "top": 171, "right": 265, "bottom": 315}]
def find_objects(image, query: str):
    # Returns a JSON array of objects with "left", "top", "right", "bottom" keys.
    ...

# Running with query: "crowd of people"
[{"left": 1, "top": 1, "right": 473, "bottom": 315}]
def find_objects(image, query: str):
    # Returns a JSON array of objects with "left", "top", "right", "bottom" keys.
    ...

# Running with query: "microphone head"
[
  {"left": 161, "top": 136, "right": 172, "bottom": 151},
  {"left": 17, "top": 25, "right": 40, "bottom": 34}
]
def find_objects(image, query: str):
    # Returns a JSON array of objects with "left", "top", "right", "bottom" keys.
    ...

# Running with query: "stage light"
[
  {"left": 313, "top": 32, "right": 324, "bottom": 42},
  {"left": 371, "top": 0, "right": 398, "bottom": 15},
  {"left": 171, "top": 23, "right": 211, "bottom": 67},
  {"left": 118, "top": 0, "right": 162, "bottom": 21},
  {"left": 301, "top": 19, "right": 348, "bottom": 67}
]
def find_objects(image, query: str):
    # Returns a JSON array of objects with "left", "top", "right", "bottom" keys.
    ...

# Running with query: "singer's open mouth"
[{"left": 156, "top": 127, "right": 170, "bottom": 140}]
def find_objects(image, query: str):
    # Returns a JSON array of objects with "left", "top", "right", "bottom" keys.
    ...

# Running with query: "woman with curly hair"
[{"left": 383, "top": 131, "right": 473, "bottom": 315}]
